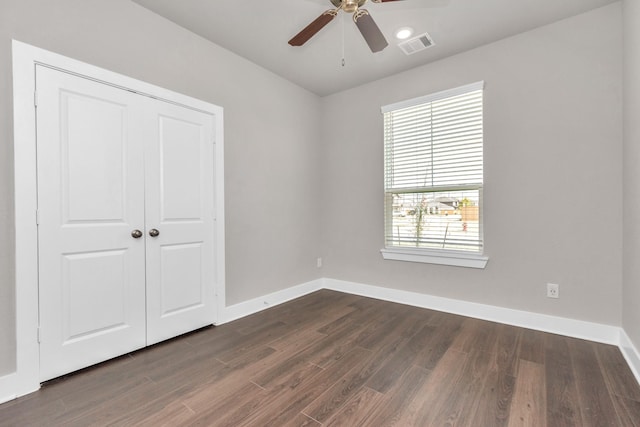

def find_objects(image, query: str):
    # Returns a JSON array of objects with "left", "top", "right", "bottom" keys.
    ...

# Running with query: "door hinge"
[
  {"left": 35, "top": 209, "right": 40, "bottom": 225},
  {"left": 34, "top": 90, "right": 38, "bottom": 108}
]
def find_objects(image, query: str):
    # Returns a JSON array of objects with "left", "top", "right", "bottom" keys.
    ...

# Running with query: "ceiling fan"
[{"left": 288, "top": 0, "right": 402, "bottom": 53}]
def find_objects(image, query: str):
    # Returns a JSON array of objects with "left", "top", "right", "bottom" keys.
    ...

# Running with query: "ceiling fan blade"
[
  {"left": 353, "top": 9, "right": 388, "bottom": 53},
  {"left": 371, "top": 0, "right": 404, "bottom": 2},
  {"left": 288, "top": 10, "right": 338, "bottom": 46}
]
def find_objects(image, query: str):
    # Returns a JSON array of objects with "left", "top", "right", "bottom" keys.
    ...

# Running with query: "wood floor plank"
[
  {"left": 462, "top": 324, "right": 522, "bottom": 427},
  {"left": 61, "top": 376, "right": 161, "bottom": 426},
  {"left": 98, "top": 344, "right": 273, "bottom": 425},
  {"left": 182, "top": 381, "right": 264, "bottom": 425},
  {"left": 365, "top": 324, "right": 433, "bottom": 393},
  {"left": 610, "top": 394, "right": 640, "bottom": 427},
  {"left": 596, "top": 344, "right": 640, "bottom": 402},
  {"left": 322, "top": 386, "right": 385, "bottom": 427},
  {"left": 214, "top": 362, "right": 324, "bottom": 427},
  {"left": 507, "top": 359, "right": 547, "bottom": 427},
  {"left": 36, "top": 353, "right": 135, "bottom": 402},
  {"left": 359, "top": 364, "right": 433, "bottom": 427},
  {"left": 132, "top": 401, "right": 195, "bottom": 427},
  {"left": 470, "top": 366, "right": 516, "bottom": 426},
  {"left": 40, "top": 357, "right": 138, "bottom": 408},
  {"left": 302, "top": 334, "right": 405, "bottom": 422},
  {"left": 281, "top": 413, "right": 322, "bottom": 427},
  {"left": 396, "top": 348, "right": 485, "bottom": 426},
  {"left": 307, "top": 313, "right": 379, "bottom": 369},
  {"left": 351, "top": 309, "right": 406, "bottom": 350},
  {"left": 139, "top": 342, "right": 227, "bottom": 384},
  {"left": 70, "top": 356, "right": 226, "bottom": 426},
  {"left": 568, "top": 338, "right": 620, "bottom": 427},
  {"left": 442, "top": 350, "right": 499, "bottom": 426},
  {"left": 315, "top": 301, "right": 380, "bottom": 335},
  {"left": 0, "top": 395, "right": 67, "bottom": 427},
  {"left": 251, "top": 323, "right": 366, "bottom": 388},
  {"left": 228, "top": 290, "right": 349, "bottom": 336},
  {"left": 238, "top": 347, "right": 370, "bottom": 427},
  {"left": 223, "top": 345, "right": 278, "bottom": 372},
  {"left": 53, "top": 373, "right": 155, "bottom": 424},
  {"left": 347, "top": 295, "right": 391, "bottom": 311},
  {"left": 179, "top": 365, "right": 262, "bottom": 415},
  {"left": 495, "top": 323, "right": 523, "bottom": 377},
  {"left": 215, "top": 320, "right": 292, "bottom": 363},
  {"left": 1, "top": 290, "right": 639, "bottom": 427},
  {"left": 109, "top": 388, "right": 213, "bottom": 426},
  {"left": 391, "top": 348, "right": 464, "bottom": 425},
  {"left": 283, "top": 296, "right": 359, "bottom": 327},
  {"left": 451, "top": 317, "right": 500, "bottom": 354},
  {"left": 181, "top": 324, "right": 236, "bottom": 347},
  {"left": 226, "top": 308, "right": 294, "bottom": 336},
  {"left": 518, "top": 328, "right": 547, "bottom": 364},
  {"left": 268, "top": 326, "right": 327, "bottom": 354},
  {"left": 545, "top": 334, "right": 585, "bottom": 426},
  {"left": 413, "top": 313, "right": 464, "bottom": 370},
  {"left": 309, "top": 338, "right": 363, "bottom": 369}
]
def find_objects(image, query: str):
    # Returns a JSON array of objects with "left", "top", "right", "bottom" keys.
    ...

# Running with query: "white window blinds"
[{"left": 382, "top": 82, "right": 484, "bottom": 252}]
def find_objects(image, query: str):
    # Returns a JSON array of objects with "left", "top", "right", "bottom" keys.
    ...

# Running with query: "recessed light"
[{"left": 395, "top": 27, "right": 414, "bottom": 40}]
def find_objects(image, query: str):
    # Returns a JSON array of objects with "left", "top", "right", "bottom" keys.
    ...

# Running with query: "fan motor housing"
[{"left": 330, "top": 0, "right": 367, "bottom": 8}]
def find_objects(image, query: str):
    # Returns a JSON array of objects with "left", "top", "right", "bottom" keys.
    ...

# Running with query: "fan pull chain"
[{"left": 341, "top": 12, "right": 346, "bottom": 67}]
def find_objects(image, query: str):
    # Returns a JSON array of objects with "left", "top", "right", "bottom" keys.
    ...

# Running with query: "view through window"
[{"left": 383, "top": 82, "right": 484, "bottom": 253}]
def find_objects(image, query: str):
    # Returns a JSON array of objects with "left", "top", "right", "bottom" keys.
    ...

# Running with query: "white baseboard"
[
  {"left": 218, "top": 279, "right": 323, "bottom": 324},
  {"left": 323, "top": 278, "right": 621, "bottom": 345},
  {"left": 0, "top": 368, "right": 40, "bottom": 405},
  {"left": 620, "top": 330, "right": 640, "bottom": 385},
  {"left": 0, "top": 372, "right": 18, "bottom": 405}
]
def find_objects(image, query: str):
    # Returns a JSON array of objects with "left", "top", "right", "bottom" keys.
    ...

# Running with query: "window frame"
[{"left": 380, "top": 82, "right": 488, "bottom": 269}]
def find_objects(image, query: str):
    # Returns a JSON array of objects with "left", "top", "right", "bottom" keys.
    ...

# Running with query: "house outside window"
[{"left": 380, "top": 82, "right": 488, "bottom": 268}]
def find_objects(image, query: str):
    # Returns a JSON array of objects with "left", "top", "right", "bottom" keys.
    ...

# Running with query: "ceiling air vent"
[{"left": 398, "top": 32, "right": 434, "bottom": 55}]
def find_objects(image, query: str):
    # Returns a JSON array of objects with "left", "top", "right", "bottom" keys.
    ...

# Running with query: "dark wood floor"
[{"left": 1, "top": 290, "right": 639, "bottom": 426}]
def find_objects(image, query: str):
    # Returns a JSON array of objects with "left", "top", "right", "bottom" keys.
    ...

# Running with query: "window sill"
[{"left": 380, "top": 247, "right": 489, "bottom": 269}]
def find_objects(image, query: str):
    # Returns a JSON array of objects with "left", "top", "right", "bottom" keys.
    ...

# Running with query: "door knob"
[
  {"left": 131, "top": 229, "right": 143, "bottom": 239},
  {"left": 149, "top": 228, "right": 160, "bottom": 237}
]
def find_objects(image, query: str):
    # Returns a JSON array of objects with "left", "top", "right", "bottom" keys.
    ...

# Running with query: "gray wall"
[
  {"left": 319, "top": 4, "right": 623, "bottom": 325},
  {"left": 623, "top": 0, "right": 640, "bottom": 350},
  {"left": 0, "top": 0, "right": 322, "bottom": 376}
]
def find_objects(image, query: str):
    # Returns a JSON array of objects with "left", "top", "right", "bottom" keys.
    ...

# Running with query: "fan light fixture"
[{"left": 395, "top": 27, "right": 414, "bottom": 40}]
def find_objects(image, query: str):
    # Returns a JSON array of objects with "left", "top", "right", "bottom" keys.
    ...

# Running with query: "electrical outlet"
[
  {"left": 317, "top": 257, "right": 323, "bottom": 268},
  {"left": 547, "top": 283, "right": 559, "bottom": 299}
]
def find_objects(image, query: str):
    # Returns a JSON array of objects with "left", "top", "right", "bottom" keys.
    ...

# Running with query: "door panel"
[
  {"left": 160, "top": 243, "right": 204, "bottom": 315},
  {"left": 62, "top": 250, "right": 129, "bottom": 341},
  {"left": 159, "top": 115, "right": 204, "bottom": 221},
  {"left": 63, "top": 93, "right": 126, "bottom": 222},
  {"left": 145, "top": 100, "right": 216, "bottom": 345},
  {"left": 37, "top": 66, "right": 146, "bottom": 381}
]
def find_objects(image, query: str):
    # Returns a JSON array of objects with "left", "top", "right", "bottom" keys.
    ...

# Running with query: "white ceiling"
[{"left": 131, "top": 0, "right": 617, "bottom": 96}]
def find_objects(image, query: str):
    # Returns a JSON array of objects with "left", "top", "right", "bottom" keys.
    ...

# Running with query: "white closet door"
[
  {"left": 143, "top": 99, "right": 217, "bottom": 345},
  {"left": 36, "top": 66, "right": 147, "bottom": 382}
]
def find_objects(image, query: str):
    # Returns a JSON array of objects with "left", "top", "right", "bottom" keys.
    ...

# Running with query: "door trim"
[{"left": 11, "top": 40, "right": 225, "bottom": 396}]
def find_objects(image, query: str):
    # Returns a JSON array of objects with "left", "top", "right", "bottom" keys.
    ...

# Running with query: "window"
[{"left": 381, "top": 82, "right": 488, "bottom": 268}]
